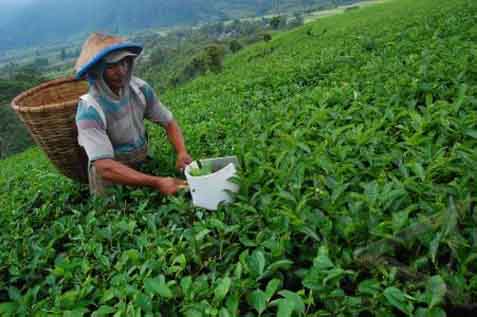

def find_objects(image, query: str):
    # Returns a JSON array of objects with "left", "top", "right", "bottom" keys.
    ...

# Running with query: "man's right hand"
[
  {"left": 95, "top": 159, "right": 188, "bottom": 195},
  {"left": 154, "top": 177, "right": 188, "bottom": 195}
]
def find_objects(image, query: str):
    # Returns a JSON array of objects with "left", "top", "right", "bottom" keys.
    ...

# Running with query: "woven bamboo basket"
[{"left": 11, "top": 77, "right": 89, "bottom": 183}]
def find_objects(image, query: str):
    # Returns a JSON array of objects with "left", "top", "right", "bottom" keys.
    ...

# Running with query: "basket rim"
[{"left": 11, "top": 77, "right": 87, "bottom": 114}]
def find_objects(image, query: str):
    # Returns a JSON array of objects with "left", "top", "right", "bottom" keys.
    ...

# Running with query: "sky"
[
  {"left": 0, "top": 0, "right": 34, "bottom": 26},
  {"left": 0, "top": 0, "right": 32, "bottom": 3},
  {"left": 0, "top": 0, "right": 34, "bottom": 7}
]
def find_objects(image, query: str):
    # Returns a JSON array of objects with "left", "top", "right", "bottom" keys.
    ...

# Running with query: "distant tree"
[
  {"left": 200, "top": 22, "right": 225, "bottom": 38},
  {"left": 60, "top": 48, "right": 67, "bottom": 61},
  {"left": 270, "top": 16, "right": 282, "bottom": 30},
  {"left": 280, "top": 16, "right": 288, "bottom": 29},
  {"left": 33, "top": 57, "right": 49, "bottom": 68},
  {"left": 230, "top": 19, "right": 241, "bottom": 32},
  {"left": 184, "top": 55, "right": 208, "bottom": 79},
  {"left": 239, "top": 21, "right": 260, "bottom": 36},
  {"left": 150, "top": 47, "right": 171, "bottom": 66},
  {"left": 5, "top": 62, "right": 18, "bottom": 79},
  {"left": 205, "top": 45, "right": 225, "bottom": 73},
  {"left": 263, "top": 33, "right": 272, "bottom": 42},
  {"left": 12, "top": 65, "right": 44, "bottom": 84},
  {"left": 175, "top": 29, "right": 188, "bottom": 40},
  {"left": 290, "top": 12, "right": 305, "bottom": 28},
  {"left": 229, "top": 40, "right": 243, "bottom": 53},
  {"left": 175, "top": 51, "right": 211, "bottom": 86}
]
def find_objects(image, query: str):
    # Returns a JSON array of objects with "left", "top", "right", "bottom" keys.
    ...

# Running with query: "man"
[{"left": 75, "top": 32, "right": 192, "bottom": 196}]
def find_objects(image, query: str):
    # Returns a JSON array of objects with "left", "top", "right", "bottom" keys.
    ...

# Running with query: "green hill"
[
  {"left": 0, "top": 0, "right": 357, "bottom": 52},
  {"left": 1, "top": 0, "right": 477, "bottom": 315}
]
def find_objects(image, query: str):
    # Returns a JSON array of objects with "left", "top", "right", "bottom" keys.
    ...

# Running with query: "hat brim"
[
  {"left": 75, "top": 43, "right": 142, "bottom": 79},
  {"left": 104, "top": 50, "right": 138, "bottom": 64}
]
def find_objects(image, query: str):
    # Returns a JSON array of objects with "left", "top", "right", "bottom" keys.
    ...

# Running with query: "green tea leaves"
[
  {"left": 425, "top": 275, "right": 447, "bottom": 309},
  {"left": 144, "top": 276, "right": 173, "bottom": 299},
  {"left": 248, "top": 290, "right": 268, "bottom": 315},
  {"left": 275, "top": 291, "right": 305, "bottom": 317},
  {"left": 247, "top": 250, "right": 266, "bottom": 277},
  {"left": 383, "top": 287, "right": 414, "bottom": 315},
  {"left": 214, "top": 277, "right": 232, "bottom": 302}
]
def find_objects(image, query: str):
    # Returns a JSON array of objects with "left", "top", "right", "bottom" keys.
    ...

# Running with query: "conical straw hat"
[{"left": 75, "top": 32, "right": 142, "bottom": 79}]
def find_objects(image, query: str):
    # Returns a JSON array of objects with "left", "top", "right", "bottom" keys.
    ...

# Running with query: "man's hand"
[
  {"left": 164, "top": 121, "right": 192, "bottom": 171},
  {"left": 176, "top": 151, "right": 193, "bottom": 171},
  {"left": 154, "top": 177, "right": 188, "bottom": 195},
  {"left": 95, "top": 159, "right": 188, "bottom": 196}
]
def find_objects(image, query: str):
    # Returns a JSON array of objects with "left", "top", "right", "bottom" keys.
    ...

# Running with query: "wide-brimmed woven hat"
[{"left": 75, "top": 32, "right": 142, "bottom": 79}]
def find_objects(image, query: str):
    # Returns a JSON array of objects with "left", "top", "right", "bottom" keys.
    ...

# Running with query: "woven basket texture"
[{"left": 11, "top": 77, "right": 89, "bottom": 183}]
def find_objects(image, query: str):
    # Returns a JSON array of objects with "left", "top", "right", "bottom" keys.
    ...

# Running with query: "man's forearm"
[
  {"left": 95, "top": 159, "right": 157, "bottom": 187},
  {"left": 165, "top": 120, "right": 188, "bottom": 155},
  {"left": 94, "top": 159, "right": 188, "bottom": 195}
]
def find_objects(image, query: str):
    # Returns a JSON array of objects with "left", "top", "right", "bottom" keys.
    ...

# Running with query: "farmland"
[{"left": 1, "top": 0, "right": 477, "bottom": 316}]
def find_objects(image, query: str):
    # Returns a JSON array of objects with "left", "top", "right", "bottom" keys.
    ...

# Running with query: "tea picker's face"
[{"left": 103, "top": 57, "right": 131, "bottom": 93}]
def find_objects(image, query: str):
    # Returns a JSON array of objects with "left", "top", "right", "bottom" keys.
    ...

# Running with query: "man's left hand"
[{"left": 176, "top": 151, "right": 193, "bottom": 171}]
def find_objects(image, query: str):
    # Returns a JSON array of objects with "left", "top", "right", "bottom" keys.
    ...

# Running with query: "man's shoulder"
[
  {"left": 77, "top": 94, "right": 106, "bottom": 124},
  {"left": 130, "top": 76, "right": 150, "bottom": 90},
  {"left": 79, "top": 93, "right": 98, "bottom": 106},
  {"left": 131, "top": 77, "right": 156, "bottom": 103}
]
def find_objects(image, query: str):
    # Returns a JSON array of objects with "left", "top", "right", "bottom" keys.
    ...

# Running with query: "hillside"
[
  {"left": 0, "top": 0, "right": 358, "bottom": 52},
  {"left": 1, "top": 0, "right": 477, "bottom": 315}
]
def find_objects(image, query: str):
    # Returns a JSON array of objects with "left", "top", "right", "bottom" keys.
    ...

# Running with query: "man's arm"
[
  {"left": 94, "top": 159, "right": 186, "bottom": 195},
  {"left": 139, "top": 81, "right": 192, "bottom": 168},
  {"left": 164, "top": 120, "right": 193, "bottom": 170}
]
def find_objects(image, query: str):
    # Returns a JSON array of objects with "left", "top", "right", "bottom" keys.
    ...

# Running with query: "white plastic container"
[{"left": 184, "top": 156, "right": 240, "bottom": 210}]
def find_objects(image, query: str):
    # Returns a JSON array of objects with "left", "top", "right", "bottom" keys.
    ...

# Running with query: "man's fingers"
[
  {"left": 176, "top": 179, "right": 188, "bottom": 186},
  {"left": 175, "top": 179, "right": 188, "bottom": 190}
]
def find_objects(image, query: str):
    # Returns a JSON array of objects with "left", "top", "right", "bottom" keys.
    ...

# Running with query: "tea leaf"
[
  {"left": 214, "top": 277, "right": 232, "bottom": 301},
  {"left": 248, "top": 250, "right": 266, "bottom": 277},
  {"left": 383, "top": 287, "right": 413, "bottom": 315},
  {"left": 92, "top": 305, "right": 115, "bottom": 316},
  {"left": 425, "top": 275, "right": 447, "bottom": 309},
  {"left": 144, "top": 276, "right": 173, "bottom": 298},
  {"left": 358, "top": 279, "right": 381, "bottom": 296},
  {"left": 265, "top": 278, "right": 281, "bottom": 300},
  {"left": 248, "top": 290, "right": 267, "bottom": 315}
]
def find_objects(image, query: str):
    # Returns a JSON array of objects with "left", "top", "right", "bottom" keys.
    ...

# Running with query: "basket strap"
[
  {"left": 79, "top": 94, "right": 108, "bottom": 129},
  {"left": 130, "top": 80, "right": 146, "bottom": 106}
]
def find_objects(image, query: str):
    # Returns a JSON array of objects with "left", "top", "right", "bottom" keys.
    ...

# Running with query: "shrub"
[
  {"left": 229, "top": 40, "right": 243, "bottom": 53},
  {"left": 270, "top": 16, "right": 283, "bottom": 30},
  {"left": 205, "top": 45, "right": 225, "bottom": 73}
]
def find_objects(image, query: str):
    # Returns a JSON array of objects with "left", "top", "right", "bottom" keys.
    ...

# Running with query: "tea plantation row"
[{"left": 1, "top": 0, "right": 476, "bottom": 315}]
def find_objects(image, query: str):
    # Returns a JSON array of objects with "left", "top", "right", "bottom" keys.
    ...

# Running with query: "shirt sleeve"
[
  {"left": 140, "top": 82, "right": 174, "bottom": 126},
  {"left": 75, "top": 99, "right": 114, "bottom": 162}
]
